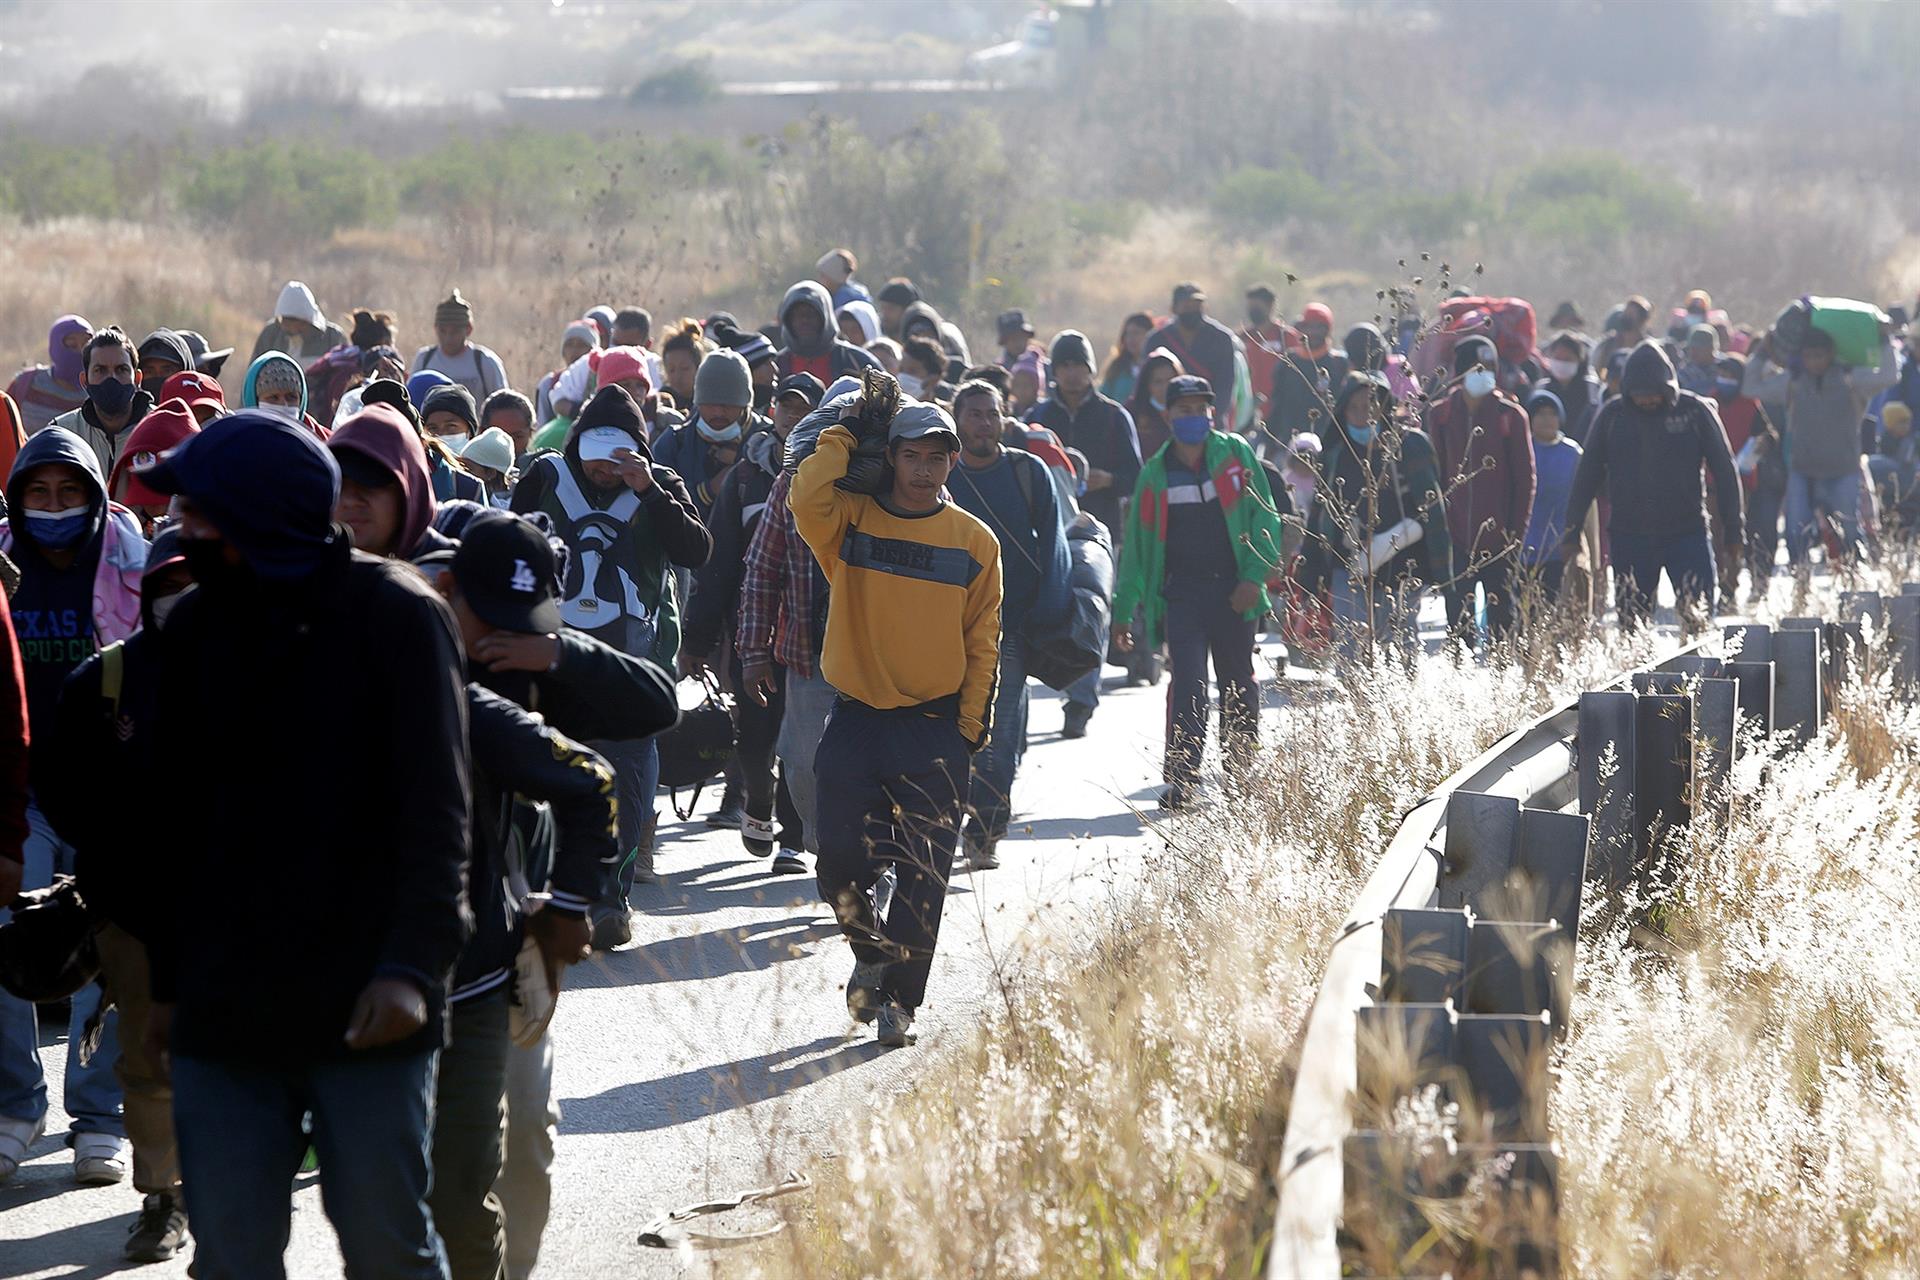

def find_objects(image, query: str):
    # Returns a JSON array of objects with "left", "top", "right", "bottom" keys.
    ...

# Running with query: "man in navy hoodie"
[{"left": 137, "top": 412, "right": 472, "bottom": 1280}]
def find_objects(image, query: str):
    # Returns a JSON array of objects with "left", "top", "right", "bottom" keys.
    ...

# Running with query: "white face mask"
[
  {"left": 1463, "top": 369, "right": 1497, "bottom": 399},
  {"left": 1545, "top": 357, "right": 1578, "bottom": 381},
  {"left": 260, "top": 402, "right": 302, "bottom": 425},
  {"left": 435, "top": 429, "right": 471, "bottom": 447}
]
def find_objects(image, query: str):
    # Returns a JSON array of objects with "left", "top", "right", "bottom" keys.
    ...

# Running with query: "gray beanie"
[
  {"left": 694, "top": 348, "right": 753, "bottom": 409},
  {"left": 1049, "top": 329, "right": 1095, "bottom": 369}
]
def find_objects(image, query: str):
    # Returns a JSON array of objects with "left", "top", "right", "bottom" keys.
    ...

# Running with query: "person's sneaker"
[
  {"left": 846, "top": 960, "right": 885, "bottom": 1024},
  {"left": 967, "top": 836, "right": 1001, "bottom": 871},
  {"left": 588, "top": 905, "right": 633, "bottom": 951},
  {"left": 876, "top": 1001, "right": 915, "bottom": 1048},
  {"left": 125, "top": 1192, "right": 189, "bottom": 1263},
  {"left": 706, "top": 801, "right": 743, "bottom": 830},
  {"left": 0, "top": 1112, "right": 46, "bottom": 1183},
  {"left": 741, "top": 813, "right": 776, "bottom": 857},
  {"left": 72, "top": 1131, "right": 128, "bottom": 1186},
  {"left": 1060, "top": 702, "right": 1093, "bottom": 739},
  {"left": 771, "top": 847, "right": 808, "bottom": 875}
]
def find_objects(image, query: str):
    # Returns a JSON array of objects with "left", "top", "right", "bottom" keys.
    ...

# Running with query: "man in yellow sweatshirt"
[{"left": 792, "top": 394, "right": 1002, "bottom": 1047}]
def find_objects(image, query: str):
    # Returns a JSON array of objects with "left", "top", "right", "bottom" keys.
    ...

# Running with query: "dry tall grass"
[{"left": 1558, "top": 651, "right": 1920, "bottom": 1278}]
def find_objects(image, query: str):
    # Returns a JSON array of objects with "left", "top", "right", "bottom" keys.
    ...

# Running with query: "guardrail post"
[
  {"left": 1457, "top": 1143, "right": 1561, "bottom": 1279},
  {"left": 1452, "top": 1012, "right": 1553, "bottom": 1144},
  {"left": 1723, "top": 623, "right": 1772, "bottom": 662},
  {"left": 1515, "top": 809, "right": 1588, "bottom": 941},
  {"left": 1666, "top": 654, "right": 1724, "bottom": 680},
  {"left": 1354, "top": 1003, "right": 1454, "bottom": 1129},
  {"left": 1463, "top": 920, "right": 1564, "bottom": 1032},
  {"left": 1772, "top": 626, "right": 1823, "bottom": 743},
  {"left": 1634, "top": 693, "right": 1693, "bottom": 879},
  {"left": 1378, "top": 907, "right": 1470, "bottom": 1006},
  {"left": 1722, "top": 659, "right": 1774, "bottom": 736},
  {"left": 1438, "top": 791, "right": 1519, "bottom": 912},
  {"left": 1576, "top": 691, "right": 1636, "bottom": 893},
  {"left": 1889, "top": 594, "right": 1920, "bottom": 697},
  {"left": 1693, "top": 677, "right": 1739, "bottom": 812}
]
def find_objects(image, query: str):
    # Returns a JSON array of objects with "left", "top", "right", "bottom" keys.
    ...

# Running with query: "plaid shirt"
[{"left": 737, "top": 472, "right": 827, "bottom": 678}]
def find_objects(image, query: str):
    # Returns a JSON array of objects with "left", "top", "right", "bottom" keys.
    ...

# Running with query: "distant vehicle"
[{"left": 965, "top": 9, "right": 1059, "bottom": 87}]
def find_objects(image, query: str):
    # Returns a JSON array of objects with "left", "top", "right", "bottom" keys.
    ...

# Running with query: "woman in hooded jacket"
[
  {"left": 1127, "top": 348, "right": 1185, "bottom": 462},
  {"left": 327, "top": 403, "right": 456, "bottom": 563},
  {"left": 1301, "top": 372, "right": 1452, "bottom": 664},
  {"left": 241, "top": 351, "right": 331, "bottom": 441}
]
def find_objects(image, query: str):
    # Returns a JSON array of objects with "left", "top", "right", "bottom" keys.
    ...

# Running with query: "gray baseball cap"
[{"left": 887, "top": 401, "right": 960, "bottom": 448}]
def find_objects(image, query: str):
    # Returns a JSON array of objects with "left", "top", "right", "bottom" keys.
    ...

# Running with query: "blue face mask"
[
  {"left": 23, "top": 505, "right": 92, "bottom": 550},
  {"left": 1170, "top": 414, "right": 1211, "bottom": 445},
  {"left": 1716, "top": 377, "right": 1740, "bottom": 396},
  {"left": 1345, "top": 422, "right": 1379, "bottom": 446},
  {"left": 87, "top": 376, "right": 135, "bottom": 417}
]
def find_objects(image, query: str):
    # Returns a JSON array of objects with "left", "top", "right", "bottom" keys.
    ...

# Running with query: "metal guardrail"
[{"left": 1268, "top": 587, "right": 1920, "bottom": 1279}]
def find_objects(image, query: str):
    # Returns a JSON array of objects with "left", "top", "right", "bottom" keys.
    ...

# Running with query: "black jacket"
[
  {"left": 456, "top": 625, "right": 677, "bottom": 1002},
  {"left": 1565, "top": 342, "right": 1743, "bottom": 544},
  {"left": 43, "top": 628, "right": 160, "bottom": 936},
  {"left": 454, "top": 685, "right": 617, "bottom": 1002},
  {"left": 143, "top": 542, "right": 474, "bottom": 1064},
  {"left": 683, "top": 429, "right": 781, "bottom": 660},
  {"left": 1025, "top": 391, "right": 1142, "bottom": 536}
]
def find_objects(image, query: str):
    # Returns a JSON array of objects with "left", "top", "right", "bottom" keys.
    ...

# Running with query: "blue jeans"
[
  {"left": 967, "top": 636, "right": 1028, "bottom": 843},
  {"left": 1330, "top": 569, "right": 1418, "bottom": 662},
  {"left": 775, "top": 666, "right": 836, "bottom": 856},
  {"left": 1611, "top": 529, "right": 1717, "bottom": 625},
  {"left": 1784, "top": 469, "right": 1861, "bottom": 563},
  {"left": 587, "top": 738, "right": 658, "bottom": 905},
  {"left": 0, "top": 801, "right": 122, "bottom": 1135},
  {"left": 172, "top": 1048, "right": 448, "bottom": 1280}
]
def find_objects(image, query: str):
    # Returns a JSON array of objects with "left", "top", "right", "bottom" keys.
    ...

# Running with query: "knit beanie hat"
[
  {"left": 1454, "top": 336, "right": 1497, "bottom": 376},
  {"left": 422, "top": 384, "right": 479, "bottom": 431},
  {"left": 255, "top": 356, "right": 305, "bottom": 399},
  {"left": 694, "top": 348, "right": 753, "bottom": 409},
  {"left": 436, "top": 289, "right": 474, "bottom": 327},
  {"left": 1049, "top": 329, "right": 1095, "bottom": 369}
]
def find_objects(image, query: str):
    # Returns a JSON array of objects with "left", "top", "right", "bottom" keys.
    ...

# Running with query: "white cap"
[{"left": 578, "top": 426, "right": 638, "bottom": 462}]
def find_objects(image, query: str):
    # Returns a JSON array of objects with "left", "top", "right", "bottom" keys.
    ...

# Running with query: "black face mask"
[
  {"left": 181, "top": 538, "right": 253, "bottom": 595},
  {"left": 1177, "top": 311, "right": 1203, "bottom": 331}
]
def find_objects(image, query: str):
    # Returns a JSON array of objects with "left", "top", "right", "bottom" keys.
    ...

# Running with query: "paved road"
[{"left": 2, "top": 664, "right": 1194, "bottom": 1278}]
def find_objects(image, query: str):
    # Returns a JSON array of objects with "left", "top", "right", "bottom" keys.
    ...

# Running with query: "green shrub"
[
  {"left": 630, "top": 60, "right": 721, "bottom": 106},
  {"left": 1209, "top": 163, "right": 1332, "bottom": 232},
  {"left": 179, "top": 140, "right": 394, "bottom": 246},
  {"left": 0, "top": 135, "right": 123, "bottom": 222}
]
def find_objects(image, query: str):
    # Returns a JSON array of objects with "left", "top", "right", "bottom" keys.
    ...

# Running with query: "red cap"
[
  {"left": 111, "top": 399, "right": 201, "bottom": 507},
  {"left": 158, "top": 369, "right": 226, "bottom": 415},
  {"left": 1300, "top": 302, "right": 1334, "bottom": 329},
  {"left": 596, "top": 346, "right": 651, "bottom": 394}
]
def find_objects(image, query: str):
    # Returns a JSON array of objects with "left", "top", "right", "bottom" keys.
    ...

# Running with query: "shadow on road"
[
  {"left": 559, "top": 1034, "right": 887, "bottom": 1135},
  {"left": 571, "top": 916, "right": 838, "bottom": 989},
  {"left": 1011, "top": 811, "right": 1144, "bottom": 842}
]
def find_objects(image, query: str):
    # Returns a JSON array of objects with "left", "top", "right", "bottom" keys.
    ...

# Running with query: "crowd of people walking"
[{"left": 0, "top": 255, "right": 1910, "bottom": 1276}]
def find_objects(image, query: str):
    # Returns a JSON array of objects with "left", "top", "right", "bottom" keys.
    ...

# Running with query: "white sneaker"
[
  {"left": 0, "top": 1112, "right": 47, "bottom": 1182},
  {"left": 72, "top": 1131, "right": 128, "bottom": 1186}
]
